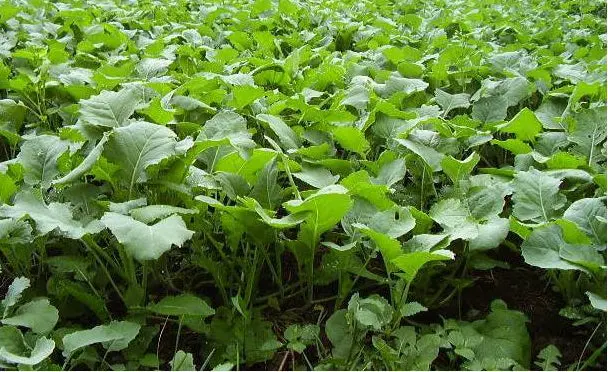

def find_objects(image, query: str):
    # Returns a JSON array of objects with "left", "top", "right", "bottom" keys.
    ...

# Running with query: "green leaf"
[
  {"left": 0, "top": 172, "right": 17, "bottom": 203},
  {"left": 469, "top": 218, "right": 510, "bottom": 251},
  {"left": 1, "top": 277, "right": 29, "bottom": 318},
  {"left": 79, "top": 87, "right": 142, "bottom": 128},
  {"left": 392, "top": 250, "right": 454, "bottom": 282},
  {"left": 568, "top": 107, "right": 606, "bottom": 167},
  {"left": 0, "top": 219, "right": 32, "bottom": 245},
  {"left": 198, "top": 111, "right": 255, "bottom": 158},
  {"left": 472, "top": 96, "right": 508, "bottom": 123},
  {"left": 512, "top": 169, "right": 566, "bottom": 223},
  {"left": 170, "top": 350, "right": 196, "bottom": 371},
  {"left": 521, "top": 224, "right": 591, "bottom": 271},
  {"left": 348, "top": 293, "right": 393, "bottom": 331},
  {"left": 105, "top": 121, "right": 178, "bottom": 194},
  {"left": 284, "top": 185, "right": 352, "bottom": 247},
  {"left": 563, "top": 198, "right": 606, "bottom": 244},
  {"left": 400, "top": 301, "right": 427, "bottom": 317},
  {"left": 101, "top": 212, "right": 194, "bottom": 262},
  {"left": 332, "top": 126, "right": 370, "bottom": 155},
  {"left": 62, "top": 321, "right": 141, "bottom": 356},
  {"left": 249, "top": 157, "right": 282, "bottom": 209},
  {"left": 356, "top": 224, "right": 402, "bottom": 262},
  {"left": 240, "top": 197, "right": 310, "bottom": 229},
  {"left": 53, "top": 133, "right": 109, "bottom": 185},
  {"left": 324, "top": 309, "right": 352, "bottom": 359},
  {"left": 374, "top": 73, "right": 428, "bottom": 97},
  {"left": 586, "top": 292, "right": 607, "bottom": 312},
  {"left": 435, "top": 89, "right": 470, "bottom": 116},
  {"left": 371, "top": 158, "right": 406, "bottom": 188},
  {"left": 1, "top": 299, "right": 58, "bottom": 334},
  {"left": 368, "top": 206, "right": 416, "bottom": 238},
  {"left": 535, "top": 345, "right": 562, "bottom": 371},
  {"left": 499, "top": 108, "right": 542, "bottom": 142},
  {"left": 491, "top": 139, "right": 532, "bottom": 155},
  {"left": 148, "top": 294, "right": 215, "bottom": 317},
  {"left": 16, "top": 135, "right": 71, "bottom": 188},
  {"left": 429, "top": 198, "right": 478, "bottom": 241},
  {"left": 292, "top": 165, "right": 339, "bottom": 188},
  {"left": 471, "top": 300, "right": 531, "bottom": 368},
  {"left": 230, "top": 85, "right": 265, "bottom": 109},
  {"left": 129, "top": 205, "right": 197, "bottom": 224},
  {"left": 0, "top": 191, "right": 103, "bottom": 238},
  {"left": 0, "top": 336, "right": 54, "bottom": 366},
  {"left": 395, "top": 138, "right": 444, "bottom": 171},
  {"left": 256, "top": 114, "right": 300, "bottom": 150},
  {"left": 441, "top": 152, "right": 480, "bottom": 184}
]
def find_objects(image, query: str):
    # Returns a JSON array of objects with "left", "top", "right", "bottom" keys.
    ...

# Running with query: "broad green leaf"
[
  {"left": 521, "top": 224, "right": 586, "bottom": 271},
  {"left": 148, "top": 294, "right": 215, "bottom": 317},
  {"left": 493, "top": 138, "right": 533, "bottom": 155},
  {"left": 374, "top": 73, "right": 428, "bottom": 97},
  {"left": 356, "top": 224, "right": 402, "bottom": 262},
  {"left": 249, "top": 157, "right": 282, "bottom": 209},
  {"left": 332, "top": 126, "right": 370, "bottom": 155},
  {"left": 0, "top": 336, "right": 54, "bottom": 366},
  {"left": 392, "top": 250, "right": 454, "bottom": 282},
  {"left": 403, "top": 234, "right": 449, "bottom": 253},
  {"left": 472, "top": 96, "right": 508, "bottom": 123},
  {"left": 563, "top": 198, "right": 606, "bottom": 244},
  {"left": 0, "top": 219, "right": 32, "bottom": 245},
  {"left": 535, "top": 345, "right": 562, "bottom": 371},
  {"left": 1, "top": 299, "right": 58, "bottom": 334},
  {"left": 79, "top": 87, "right": 142, "bottom": 128},
  {"left": 241, "top": 197, "right": 310, "bottom": 228},
  {"left": 429, "top": 199, "right": 478, "bottom": 241},
  {"left": 400, "top": 302, "right": 427, "bottom": 317},
  {"left": 129, "top": 205, "right": 197, "bottom": 224},
  {"left": 395, "top": 138, "right": 444, "bottom": 171},
  {"left": 62, "top": 321, "right": 141, "bottom": 356},
  {"left": 198, "top": 111, "right": 255, "bottom": 158},
  {"left": 348, "top": 293, "right": 393, "bottom": 331},
  {"left": 1, "top": 277, "right": 30, "bottom": 317},
  {"left": 472, "top": 300, "right": 531, "bottom": 369},
  {"left": 101, "top": 212, "right": 194, "bottom": 262},
  {"left": 341, "top": 84, "right": 370, "bottom": 111},
  {"left": 105, "top": 121, "right": 178, "bottom": 194},
  {"left": 53, "top": 133, "right": 109, "bottom": 185},
  {"left": 16, "top": 135, "right": 71, "bottom": 188},
  {"left": 499, "top": 108, "right": 542, "bottom": 142},
  {"left": 341, "top": 171, "right": 393, "bottom": 209},
  {"left": 568, "top": 107, "right": 606, "bottom": 167},
  {"left": 0, "top": 172, "right": 17, "bottom": 203},
  {"left": 325, "top": 309, "right": 352, "bottom": 359},
  {"left": 435, "top": 89, "right": 470, "bottom": 116},
  {"left": 0, "top": 191, "right": 103, "bottom": 238},
  {"left": 108, "top": 198, "right": 148, "bottom": 214},
  {"left": 469, "top": 218, "right": 509, "bottom": 251},
  {"left": 293, "top": 165, "right": 339, "bottom": 188},
  {"left": 284, "top": 185, "right": 352, "bottom": 246},
  {"left": 170, "top": 350, "right": 196, "bottom": 371},
  {"left": 586, "top": 292, "right": 607, "bottom": 312},
  {"left": 368, "top": 206, "right": 416, "bottom": 238},
  {"left": 230, "top": 85, "right": 265, "bottom": 109},
  {"left": 256, "top": 114, "right": 300, "bottom": 150},
  {"left": 372, "top": 158, "right": 406, "bottom": 188},
  {"left": 0, "top": 99, "right": 26, "bottom": 145},
  {"left": 441, "top": 152, "right": 480, "bottom": 184},
  {"left": 512, "top": 169, "right": 566, "bottom": 223}
]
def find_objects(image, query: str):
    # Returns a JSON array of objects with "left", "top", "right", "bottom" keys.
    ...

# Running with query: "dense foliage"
[{"left": 0, "top": 0, "right": 606, "bottom": 370}]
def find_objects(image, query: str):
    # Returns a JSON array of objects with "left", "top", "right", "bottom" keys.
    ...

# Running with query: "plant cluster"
[{"left": 0, "top": 0, "right": 606, "bottom": 370}]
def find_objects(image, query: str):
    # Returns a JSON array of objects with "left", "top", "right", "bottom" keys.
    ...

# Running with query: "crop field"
[{"left": 0, "top": 0, "right": 606, "bottom": 370}]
